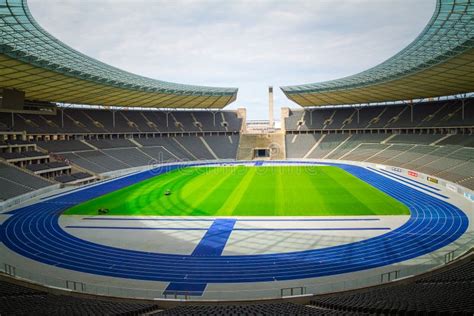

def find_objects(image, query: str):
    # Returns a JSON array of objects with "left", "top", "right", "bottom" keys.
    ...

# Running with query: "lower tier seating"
[
  {"left": 44, "top": 135, "right": 239, "bottom": 174},
  {"left": 0, "top": 277, "right": 160, "bottom": 316},
  {"left": 286, "top": 132, "right": 474, "bottom": 190},
  {"left": 0, "top": 162, "right": 53, "bottom": 200},
  {"left": 158, "top": 256, "right": 474, "bottom": 315},
  {"left": 309, "top": 257, "right": 474, "bottom": 315},
  {"left": 154, "top": 302, "right": 332, "bottom": 315}
]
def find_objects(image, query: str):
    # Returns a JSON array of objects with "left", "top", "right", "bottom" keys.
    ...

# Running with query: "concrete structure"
[{"left": 268, "top": 86, "right": 274, "bottom": 128}]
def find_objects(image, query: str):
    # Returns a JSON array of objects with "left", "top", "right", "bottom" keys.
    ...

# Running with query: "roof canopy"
[
  {"left": 281, "top": 0, "right": 474, "bottom": 107},
  {"left": 0, "top": 0, "right": 237, "bottom": 108}
]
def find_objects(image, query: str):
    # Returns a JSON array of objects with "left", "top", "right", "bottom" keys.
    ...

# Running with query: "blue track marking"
[
  {"left": 255, "top": 161, "right": 264, "bottom": 166},
  {"left": 66, "top": 226, "right": 390, "bottom": 232},
  {"left": 0, "top": 161, "right": 469, "bottom": 297},
  {"left": 82, "top": 218, "right": 381, "bottom": 222},
  {"left": 83, "top": 217, "right": 217, "bottom": 221},
  {"left": 66, "top": 226, "right": 209, "bottom": 231},
  {"left": 233, "top": 227, "right": 390, "bottom": 231},
  {"left": 166, "top": 219, "right": 236, "bottom": 295},
  {"left": 191, "top": 219, "right": 236, "bottom": 256}
]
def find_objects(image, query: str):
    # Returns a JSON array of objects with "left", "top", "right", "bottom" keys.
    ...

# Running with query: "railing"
[
  {"left": 3, "top": 264, "right": 15, "bottom": 277},
  {"left": 66, "top": 280, "right": 86, "bottom": 292},
  {"left": 381, "top": 270, "right": 400, "bottom": 283},
  {"left": 281, "top": 286, "right": 306, "bottom": 297},
  {"left": 163, "top": 291, "right": 192, "bottom": 300}
]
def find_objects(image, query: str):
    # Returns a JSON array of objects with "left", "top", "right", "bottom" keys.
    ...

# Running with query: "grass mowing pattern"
[{"left": 65, "top": 166, "right": 410, "bottom": 216}]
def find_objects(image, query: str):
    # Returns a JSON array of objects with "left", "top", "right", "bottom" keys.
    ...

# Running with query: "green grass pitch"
[{"left": 65, "top": 166, "right": 410, "bottom": 216}]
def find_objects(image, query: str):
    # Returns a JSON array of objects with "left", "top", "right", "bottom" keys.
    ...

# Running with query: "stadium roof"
[
  {"left": 0, "top": 0, "right": 237, "bottom": 109},
  {"left": 281, "top": 0, "right": 474, "bottom": 107}
]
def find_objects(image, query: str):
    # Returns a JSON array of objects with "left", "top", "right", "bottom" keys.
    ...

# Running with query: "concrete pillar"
[{"left": 268, "top": 86, "right": 274, "bottom": 128}]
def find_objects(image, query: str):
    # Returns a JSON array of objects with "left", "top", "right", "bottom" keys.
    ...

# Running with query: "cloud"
[{"left": 28, "top": 0, "right": 435, "bottom": 119}]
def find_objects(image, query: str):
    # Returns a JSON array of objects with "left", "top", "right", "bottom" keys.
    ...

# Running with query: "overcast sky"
[{"left": 28, "top": 0, "right": 435, "bottom": 120}]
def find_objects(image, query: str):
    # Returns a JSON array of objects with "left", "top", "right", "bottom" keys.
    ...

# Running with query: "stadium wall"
[{"left": 0, "top": 183, "right": 60, "bottom": 212}]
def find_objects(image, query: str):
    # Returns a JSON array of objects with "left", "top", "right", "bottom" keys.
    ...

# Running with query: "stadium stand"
[
  {"left": 203, "top": 135, "right": 240, "bottom": 160},
  {"left": 285, "top": 98, "right": 474, "bottom": 131},
  {"left": 134, "top": 254, "right": 474, "bottom": 315},
  {"left": 285, "top": 134, "right": 323, "bottom": 159},
  {"left": 1, "top": 98, "right": 471, "bottom": 200},
  {"left": 0, "top": 108, "right": 242, "bottom": 197},
  {"left": 285, "top": 99, "right": 474, "bottom": 190},
  {"left": 286, "top": 135, "right": 474, "bottom": 189},
  {"left": 0, "top": 108, "right": 242, "bottom": 134},
  {"left": 36, "top": 140, "right": 92, "bottom": 153},
  {"left": 40, "top": 134, "right": 240, "bottom": 173},
  {"left": 0, "top": 276, "right": 161, "bottom": 316},
  {"left": 86, "top": 139, "right": 136, "bottom": 149},
  {"left": 308, "top": 255, "right": 474, "bottom": 315},
  {"left": 154, "top": 302, "right": 328, "bottom": 315},
  {"left": 0, "top": 161, "right": 53, "bottom": 200},
  {"left": 1, "top": 255, "right": 473, "bottom": 315},
  {"left": 0, "top": 139, "right": 94, "bottom": 185}
]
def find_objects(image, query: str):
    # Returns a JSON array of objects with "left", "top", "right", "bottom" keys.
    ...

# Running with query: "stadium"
[{"left": 0, "top": 0, "right": 473, "bottom": 315}]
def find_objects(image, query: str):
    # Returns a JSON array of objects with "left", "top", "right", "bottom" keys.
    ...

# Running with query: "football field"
[{"left": 65, "top": 165, "right": 410, "bottom": 216}]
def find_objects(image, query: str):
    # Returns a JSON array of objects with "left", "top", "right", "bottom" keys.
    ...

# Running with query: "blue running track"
[{"left": 0, "top": 162, "right": 469, "bottom": 295}]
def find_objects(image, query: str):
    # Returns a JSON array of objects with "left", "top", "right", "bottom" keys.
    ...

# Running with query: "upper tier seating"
[
  {"left": 285, "top": 98, "right": 474, "bottom": 131},
  {"left": 0, "top": 109, "right": 243, "bottom": 134}
]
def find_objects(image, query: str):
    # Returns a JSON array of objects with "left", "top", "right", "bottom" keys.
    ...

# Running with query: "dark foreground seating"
[
  {"left": 154, "top": 302, "right": 339, "bottom": 316},
  {"left": 0, "top": 277, "right": 160, "bottom": 316},
  {"left": 309, "top": 257, "right": 474, "bottom": 315},
  {"left": 1, "top": 257, "right": 472, "bottom": 315}
]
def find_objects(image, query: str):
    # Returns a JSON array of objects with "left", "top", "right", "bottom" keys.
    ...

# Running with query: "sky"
[{"left": 28, "top": 0, "right": 436, "bottom": 120}]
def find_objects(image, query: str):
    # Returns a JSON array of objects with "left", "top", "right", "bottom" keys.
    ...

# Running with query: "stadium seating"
[
  {"left": 285, "top": 134, "right": 323, "bottom": 159},
  {"left": 0, "top": 162, "right": 53, "bottom": 200},
  {"left": 38, "top": 135, "right": 239, "bottom": 174},
  {"left": 308, "top": 256, "right": 474, "bottom": 315},
  {"left": 286, "top": 132, "right": 474, "bottom": 189},
  {"left": 0, "top": 277, "right": 160, "bottom": 316},
  {"left": 35, "top": 140, "right": 92, "bottom": 153},
  {"left": 203, "top": 135, "right": 240, "bottom": 160},
  {"left": 2, "top": 100, "right": 471, "bottom": 199},
  {"left": 0, "top": 108, "right": 242, "bottom": 134},
  {"left": 285, "top": 98, "right": 474, "bottom": 131},
  {"left": 154, "top": 302, "right": 332, "bottom": 315},
  {"left": 87, "top": 139, "right": 136, "bottom": 149},
  {"left": 156, "top": 255, "right": 474, "bottom": 315},
  {"left": 1, "top": 255, "right": 472, "bottom": 315},
  {"left": 0, "top": 108, "right": 242, "bottom": 189}
]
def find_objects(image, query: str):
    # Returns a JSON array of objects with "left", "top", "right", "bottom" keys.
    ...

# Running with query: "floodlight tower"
[{"left": 268, "top": 86, "right": 274, "bottom": 128}]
